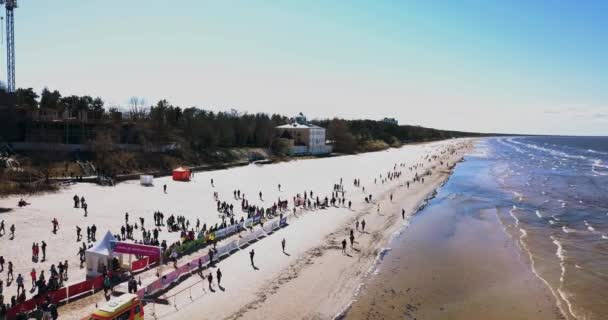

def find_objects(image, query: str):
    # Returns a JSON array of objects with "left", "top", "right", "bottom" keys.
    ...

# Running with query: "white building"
[{"left": 276, "top": 113, "right": 332, "bottom": 156}]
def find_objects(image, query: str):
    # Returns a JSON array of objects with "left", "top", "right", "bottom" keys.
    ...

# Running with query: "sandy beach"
[{"left": 0, "top": 139, "right": 470, "bottom": 319}]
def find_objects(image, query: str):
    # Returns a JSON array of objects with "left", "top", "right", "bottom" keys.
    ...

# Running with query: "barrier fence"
[
  {"left": 6, "top": 275, "right": 103, "bottom": 319},
  {"left": 6, "top": 213, "right": 289, "bottom": 319}
]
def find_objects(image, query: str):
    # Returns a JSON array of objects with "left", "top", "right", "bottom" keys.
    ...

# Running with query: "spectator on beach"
[
  {"left": 41, "top": 241, "right": 47, "bottom": 261},
  {"left": 281, "top": 238, "right": 286, "bottom": 253},
  {"left": 30, "top": 268, "right": 36, "bottom": 288},
  {"left": 16, "top": 274, "right": 24, "bottom": 295},
  {"left": 361, "top": 220, "right": 366, "bottom": 233},
  {"left": 249, "top": 249, "right": 255, "bottom": 266},
  {"left": 163, "top": 184, "right": 167, "bottom": 193},
  {"left": 216, "top": 268, "right": 222, "bottom": 287},
  {"left": 207, "top": 272, "right": 213, "bottom": 290},
  {"left": 7, "top": 261, "right": 14, "bottom": 281},
  {"left": 342, "top": 239, "right": 347, "bottom": 254}
]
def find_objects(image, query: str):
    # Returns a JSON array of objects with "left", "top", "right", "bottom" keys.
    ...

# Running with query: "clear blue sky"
[{"left": 9, "top": 0, "right": 608, "bottom": 135}]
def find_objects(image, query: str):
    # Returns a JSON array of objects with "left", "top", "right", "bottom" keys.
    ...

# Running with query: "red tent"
[{"left": 172, "top": 167, "right": 191, "bottom": 181}]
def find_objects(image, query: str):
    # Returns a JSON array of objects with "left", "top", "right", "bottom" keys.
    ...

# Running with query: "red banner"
[
  {"left": 131, "top": 257, "right": 149, "bottom": 272},
  {"left": 91, "top": 275, "right": 104, "bottom": 290},
  {"left": 6, "top": 298, "right": 37, "bottom": 319},
  {"left": 113, "top": 242, "right": 161, "bottom": 258},
  {"left": 68, "top": 279, "right": 93, "bottom": 298},
  {"left": 47, "top": 287, "right": 68, "bottom": 304}
]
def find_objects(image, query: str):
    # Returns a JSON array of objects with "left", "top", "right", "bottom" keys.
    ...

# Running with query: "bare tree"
[{"left": 127, "top": 96, "right": 148, "bottom": 122}]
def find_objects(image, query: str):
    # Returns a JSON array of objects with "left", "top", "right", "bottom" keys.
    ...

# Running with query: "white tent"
[
  {"left": 140, "top": 175, "right": 154, "bottom": 186},
  {"left": 85, "top": 231, "right": 116, "bottom": 277}
]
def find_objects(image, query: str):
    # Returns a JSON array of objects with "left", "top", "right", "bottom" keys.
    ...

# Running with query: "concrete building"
[{"left": 275, "top": 113, "right": 332, "bottom": 156}]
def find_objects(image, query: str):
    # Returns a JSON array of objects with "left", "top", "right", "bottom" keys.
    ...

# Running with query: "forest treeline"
[{"left": 0, "top": 87, "right": 485, "bottom": 157}]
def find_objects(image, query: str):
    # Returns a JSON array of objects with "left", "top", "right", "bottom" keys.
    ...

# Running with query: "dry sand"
[{"left": 0, "top": 139, "right": 470, "bottom": 319}]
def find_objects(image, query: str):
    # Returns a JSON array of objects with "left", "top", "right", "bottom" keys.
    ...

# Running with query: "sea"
[{"left": 344, "top": 136, "right": 608, "bottom": 320}]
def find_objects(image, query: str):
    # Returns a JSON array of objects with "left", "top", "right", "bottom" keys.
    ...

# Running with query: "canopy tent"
[
  {"left": 172, "top": 167, "right": 191, "bottom": 181},
  {"left": 140, "top": 175, "right": 154, "bottom": 186},
  {"left": 85, "top": 231, "right": 117, "bottom": 278}
]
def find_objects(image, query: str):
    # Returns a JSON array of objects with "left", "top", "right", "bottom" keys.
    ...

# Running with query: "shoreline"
[{"left": 343, "top": 140, "right": 563, "bottom": 320}]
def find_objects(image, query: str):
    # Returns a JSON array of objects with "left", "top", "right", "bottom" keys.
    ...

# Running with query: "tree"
[
  {"left": 327, "top": 119, "right": 357, "bottom": 153},
  {"left": 15, "top": 88, "right": 39, "bottom": 109},
  {"left": 127, "top": 96, "right": 148, "bottom": 122},
  {"left": 271, "top": 138, "right": 291, "bottom": 156},
  {"left": 39, "top": 88, "right": 61, "bottom": 110}
]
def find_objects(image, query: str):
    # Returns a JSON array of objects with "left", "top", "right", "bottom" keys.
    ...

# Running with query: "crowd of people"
[{"left": 0, "top": 142, "right": 467, "bottom": 319}]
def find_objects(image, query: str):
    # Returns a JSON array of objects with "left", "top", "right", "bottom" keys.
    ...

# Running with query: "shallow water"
[{"left": 345, "top": 137, "right": 608, "bottom": 320}]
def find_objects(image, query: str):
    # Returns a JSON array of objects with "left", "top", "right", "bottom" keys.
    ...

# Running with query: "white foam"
[
  {"left": 602, "top": 235, "right": 608, "bottom": 240},
  {"left": 509, "top": 208, "right": 520, "bottom": 226},
  {"left": 535, "top": 210, "right": 542, "bottom": 219},
  {"left": 584, "top": 221, "right": 595, "bottom": 232},
  {"left": 562, "top": 226, "right": 570, "bottom": 233}
]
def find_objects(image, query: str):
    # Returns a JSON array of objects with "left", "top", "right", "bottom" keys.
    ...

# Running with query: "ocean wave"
[
  {"left": 602, "top": 235, "right": 608, "bottom": 240},
  {"left": 509, "top": 138, "right": 588, "bottom": 161},
  {"left": 562, "top": 226, "right": 571, "bottom": 233},
  {"left": 584, "top": 221, "right": 595, "bottom": 232}
]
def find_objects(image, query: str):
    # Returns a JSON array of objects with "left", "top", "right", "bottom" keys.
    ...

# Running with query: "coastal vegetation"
[{"left": 0, "top": 86, "right": 484, "bottom": 194}]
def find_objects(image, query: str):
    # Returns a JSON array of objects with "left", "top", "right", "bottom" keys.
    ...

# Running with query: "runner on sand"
[
  {"left": 341, "top": 239, "right": 347, "bottom": 254},
  {"left": 281, "top": 238, "right": 286, "bottom": 253},
  {"left": 249, "top": 249, "right": 255, "bottom": 266}
]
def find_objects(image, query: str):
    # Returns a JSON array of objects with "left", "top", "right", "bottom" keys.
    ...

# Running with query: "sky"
[{"left": 7, "top": 0, "right": 608, "bottom": 135}]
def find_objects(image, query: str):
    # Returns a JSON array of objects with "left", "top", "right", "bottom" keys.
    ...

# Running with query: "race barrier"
[
  {"left": 131, "top": 257, "right": 150, "bottom": 273},
  {"left": 7, "top": 273, "right": 107, "bottom": 319}
]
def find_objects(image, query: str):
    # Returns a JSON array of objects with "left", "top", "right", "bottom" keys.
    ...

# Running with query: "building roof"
[
  {"left": 86, "top": 231, "right": 116, "bottom": 256},
  {"left": 276, "top": 123, "right": 323, "bottom": 129}
]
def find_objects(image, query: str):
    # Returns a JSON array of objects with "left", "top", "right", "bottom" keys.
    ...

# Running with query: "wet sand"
[{"left": 344, "top": 155, "right": 564, "bottom": 320}]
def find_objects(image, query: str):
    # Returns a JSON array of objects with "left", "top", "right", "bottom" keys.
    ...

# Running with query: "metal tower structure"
[{"left": 0, "top": 0, "right": 16, "bottom": 92}]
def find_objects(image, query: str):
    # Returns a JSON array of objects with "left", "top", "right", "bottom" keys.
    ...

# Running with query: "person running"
[
  {"left": 216, "top": 268, "right": 222, "bottom": 287},
  {"left": 341, "top": 239, "right": 347, "bottom": 254},
  {"left": 361, "top": 220, "right": 366, "bottom": 233},
  {"left": 210, "top": 179, "right": 214, "bottom": 187},
  {"left": 349, "top": 230, "right": 355, "bottom": 248},
  {"left": 83, "top": 202, "right": 88, "bottom": 217},
  {"left": 402, "top": 208, "right": 405, "bottom": 220},
  {"left": 281, "top": 238, "right": 286, "bottom": 253},
  {"left": 76, "top": 226, "right": 82, "bottom": 241},
  {"left": 10, "top": 224, "right": 15, "bottom": 238},
  {"left": 249, "top": 249, "right": 255, "bottom": 266},
  {"left": 0, "top": 220, "right": 4, "bottom": 235},
  {"left": 163, "top": 184, "right": 167, "bottom": 193},
  {"left": 0, "top": 255, "right": 4, "bottom": 272},
  {"left": 355, "top": 220, "right": 359, "bottom": 232}
]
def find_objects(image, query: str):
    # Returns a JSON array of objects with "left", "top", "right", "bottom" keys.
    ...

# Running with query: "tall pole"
[{"left": 6, "top": 4, "right": 15, "bottom": 92}]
